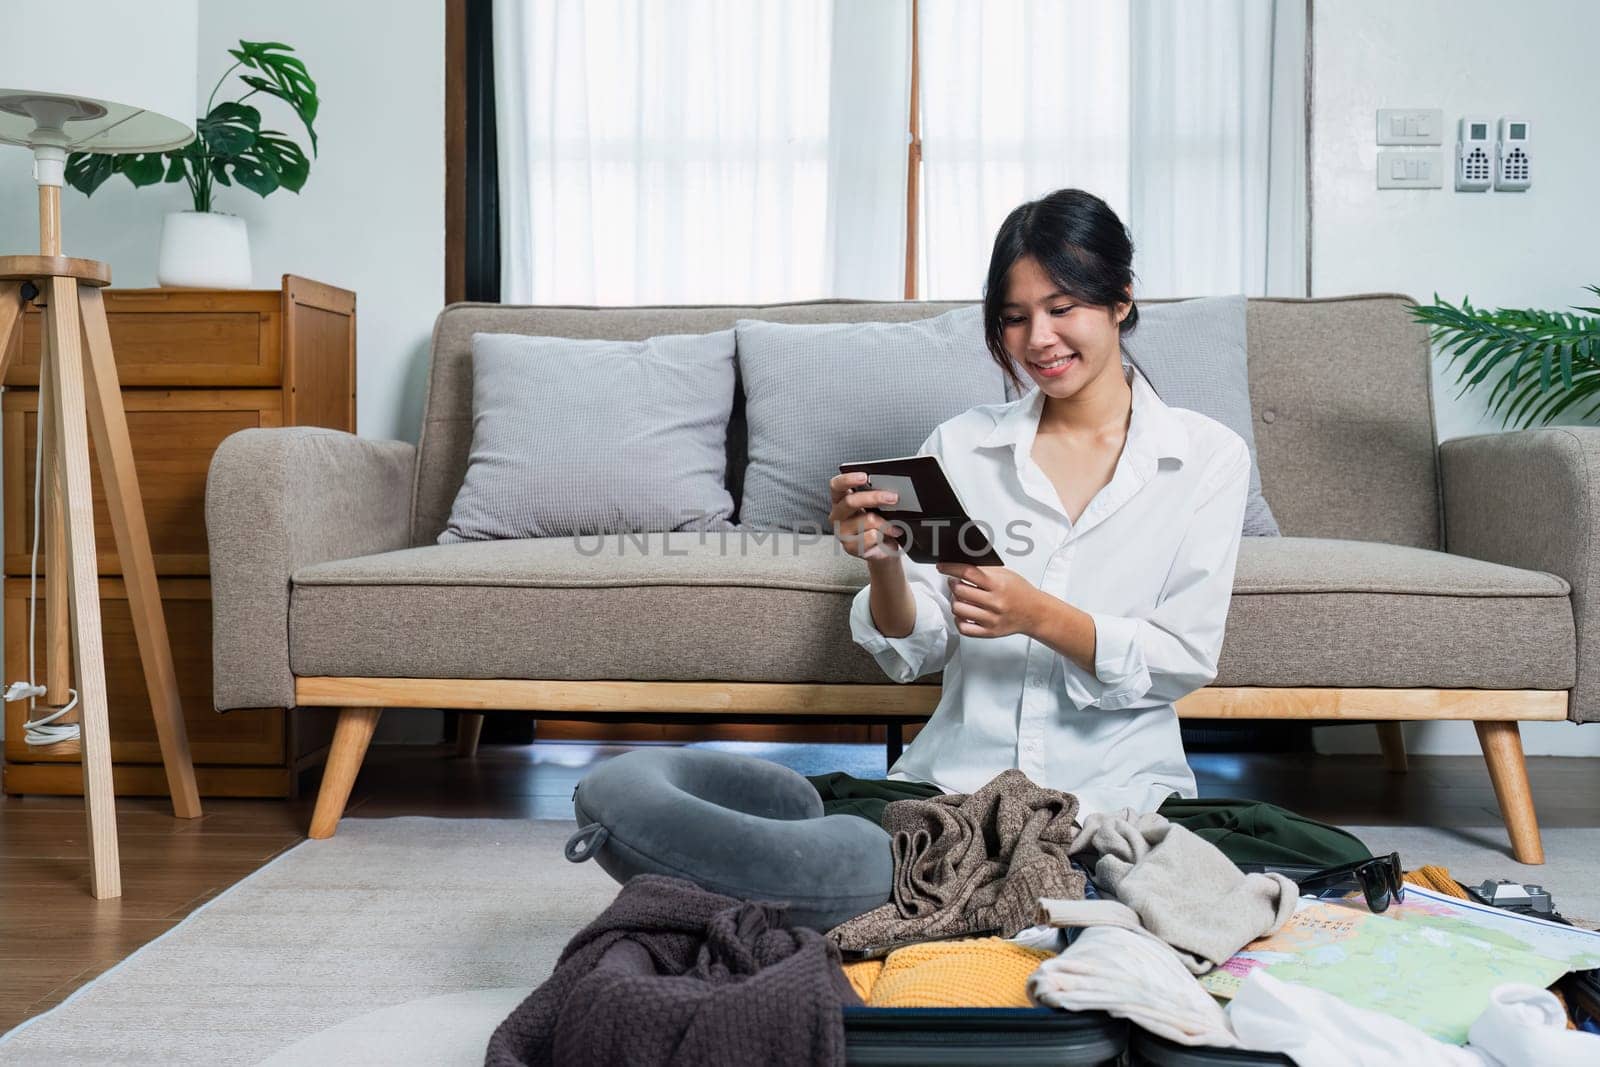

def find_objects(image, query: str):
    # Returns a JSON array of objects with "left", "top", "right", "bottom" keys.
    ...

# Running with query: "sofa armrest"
[
  {"left": 206, "top": 427, "right": 417, "bottom": 711},
  {"left": 1440, "top": 427, "right": 1600, "bottom": 722}
]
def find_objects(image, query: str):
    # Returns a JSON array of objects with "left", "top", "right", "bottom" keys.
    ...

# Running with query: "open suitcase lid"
[{"left": 842, "top": 1006, "right": 1128, "bottom": 1066}]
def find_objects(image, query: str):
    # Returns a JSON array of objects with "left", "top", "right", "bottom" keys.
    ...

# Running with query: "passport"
[{"left": 838, "top": 454, "right": 1004, "bottom": 567}]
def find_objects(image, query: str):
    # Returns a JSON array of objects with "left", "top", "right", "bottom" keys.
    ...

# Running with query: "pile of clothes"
[{"left": 488, "top": 768, "right": 1600, "bottom": 1066}]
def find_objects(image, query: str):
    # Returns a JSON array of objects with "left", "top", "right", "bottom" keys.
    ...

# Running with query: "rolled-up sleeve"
[
  {"left": 1062, "top": 443, "right": 1251, "bottom": 710},
  {"left": 850, "top": 560, "right": 960, "bottom": 683}
]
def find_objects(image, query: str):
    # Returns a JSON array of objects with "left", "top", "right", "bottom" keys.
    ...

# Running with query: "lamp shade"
[{"left": 0, "top": 0, "right": 198, "bottom": 153}]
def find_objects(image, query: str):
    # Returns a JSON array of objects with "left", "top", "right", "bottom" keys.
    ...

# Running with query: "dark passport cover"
[{"left": 838, "top": 455, "right": 1004, "bottom": 567}]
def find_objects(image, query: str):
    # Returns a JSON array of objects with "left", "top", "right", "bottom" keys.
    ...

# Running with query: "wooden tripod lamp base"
[{"left": 0, "top": 250, "right": 203, "bottom": 900}]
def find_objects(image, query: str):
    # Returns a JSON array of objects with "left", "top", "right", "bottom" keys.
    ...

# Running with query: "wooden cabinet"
[
  {"left": 4, "top": 390, "right": 283, "bottom": 575},
  {"left": 1, "top": 276, "right": 354, "bottom": 799}
]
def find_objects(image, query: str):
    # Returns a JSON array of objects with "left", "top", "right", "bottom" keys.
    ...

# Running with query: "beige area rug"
[
  {"left": 0, "top": 819, "right": 613, "bottom": 1066},
  {"left": 4, "top": 817, "right": 1599, "bottom": 1066}
]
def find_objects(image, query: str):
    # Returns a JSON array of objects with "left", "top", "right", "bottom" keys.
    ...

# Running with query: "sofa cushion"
[
  {"left": 734, "top": 307, "right": 1007, "bottom": 531},
  {"left": 1123, "top": 296, "right": 1280, "bottom": 537},
  {"left": 438, "top": 329, "right": 738, "bottom": 542},
  {"left": 291, "top": 533, "right": 899, "bottom": 685},
  {"left": 1243, "top": 296, "right": 1438, "bottom": 549},
  {"left": 1218, "top": 538, "right": 1575, "bottom": 690},
  {"left": 288, "top": 535, "right": 1574, "bottom": 693}
]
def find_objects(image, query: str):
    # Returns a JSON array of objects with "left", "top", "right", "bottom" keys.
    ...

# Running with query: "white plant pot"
[{"left": 156, "top": 210, "right": 252, "bottom": 288}]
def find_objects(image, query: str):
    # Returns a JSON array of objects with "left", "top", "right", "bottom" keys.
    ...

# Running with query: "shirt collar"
[{"left": 977, "top": 364, "right": 1189, "bottom": 466}]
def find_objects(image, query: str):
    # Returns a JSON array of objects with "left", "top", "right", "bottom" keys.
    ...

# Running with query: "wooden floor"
[{"left": 4, "top": 742, "right": 1600, "bottom": 1034}]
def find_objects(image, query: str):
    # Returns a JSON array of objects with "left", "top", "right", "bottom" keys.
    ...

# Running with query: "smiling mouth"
[{"left": 1033, "top": 354, "right": 1078, "bottom": 370}]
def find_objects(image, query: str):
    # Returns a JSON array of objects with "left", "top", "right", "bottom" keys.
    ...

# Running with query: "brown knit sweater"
[
  {"left": 828, "top": 769, "right": 1085, "bottom": 951},
  {"left": 485, "top": 873, "right": 860, "bottom": 1067}
]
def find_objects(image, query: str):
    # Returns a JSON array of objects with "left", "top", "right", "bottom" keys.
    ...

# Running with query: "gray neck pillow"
[{"left": 566, "top": 748, "right": 893, "bottom": 931}]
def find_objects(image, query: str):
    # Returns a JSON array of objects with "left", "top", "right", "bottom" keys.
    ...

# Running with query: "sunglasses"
[{"left": 1295, "top": 852, "right": 1406, "bottom": 913}]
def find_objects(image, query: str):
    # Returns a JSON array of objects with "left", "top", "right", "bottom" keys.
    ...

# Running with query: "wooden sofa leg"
[
  {"left": 1376, "top": 723, "right": 1408, "bottom": 773},
  {"left": 309, "top": 707, "right": 382, "bottom": 839},
  {"left": 456, "top": 712, "right": 485, "bottom": 757},
  {"left": 1474, "top": 720, "right": 1544, "bottom": 865}
]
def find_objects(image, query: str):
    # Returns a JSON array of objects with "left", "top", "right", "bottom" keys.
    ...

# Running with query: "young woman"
[{"left": 828, "top": 189, "right": 1251, "bottom": 818}]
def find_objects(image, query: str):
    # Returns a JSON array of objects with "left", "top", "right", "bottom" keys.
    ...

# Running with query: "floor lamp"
[{"left": 0, "top": 0, "right": 203, "bottom": 899}]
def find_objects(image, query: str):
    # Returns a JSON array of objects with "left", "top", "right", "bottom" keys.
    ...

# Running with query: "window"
[{"left": 487, "top": 1, "right": 1306, "bottom": 305}]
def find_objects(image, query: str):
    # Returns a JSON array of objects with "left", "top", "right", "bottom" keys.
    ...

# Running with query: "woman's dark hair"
[{"left": 981, "top": 188, "right": 1139, "bottom": 394}]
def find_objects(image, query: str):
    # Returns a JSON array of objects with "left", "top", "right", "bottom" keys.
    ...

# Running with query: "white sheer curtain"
[
  {"left": 917, "top": 0, "right": 1132, "bottom": 300},
  {"left": 919, "top": 0, "right": 1307, "bottom": 300},
  {"left": 494, "top": 0, "right": 1307, "bottom": 305},
  {"left": 1129, "top": 0, "right": 1307, "bottom": 297},
  {"left": 493, "top": 0, "right": 910, "bottom": 305}
]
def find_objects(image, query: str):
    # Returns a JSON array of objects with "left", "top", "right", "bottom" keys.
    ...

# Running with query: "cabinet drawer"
[
  {"left": 3, "top": 291, "right": 283, "bottom": 388},
  {"left": 3, "top": 390, "right": 283, "bottom": 576},
  {"left": 2, "top": 577, "right": 286, "bottom": 766}
]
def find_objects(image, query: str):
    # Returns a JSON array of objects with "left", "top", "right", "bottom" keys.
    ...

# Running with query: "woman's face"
[{"left": 999, "top": 255, "right": 1129, "bottom": 401}]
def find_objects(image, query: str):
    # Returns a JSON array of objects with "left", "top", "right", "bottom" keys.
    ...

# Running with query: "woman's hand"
[
  {"left": 936, "top": 563, "right": 1047, "bottom": 639},
  {"left": 829, "top": 472, "right": 906, "bottom": 561}
]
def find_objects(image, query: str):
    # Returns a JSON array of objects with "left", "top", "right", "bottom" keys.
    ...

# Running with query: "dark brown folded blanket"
[
  {"left": 485, "top": 873, "right": 860, "bottom": 1067},
  {"left": 828, "top": 769, "right": 1085, "bottom": 951}
]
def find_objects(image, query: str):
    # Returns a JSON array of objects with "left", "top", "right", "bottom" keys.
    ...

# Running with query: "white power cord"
[{"left": 0, "top": 366, "right": 83, "bottom": 747}]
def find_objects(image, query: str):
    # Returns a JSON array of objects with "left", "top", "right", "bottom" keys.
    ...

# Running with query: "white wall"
[
  {"left": 1309, "top": 0, "right": 1600, "bottom": 757},
  {"left": 1311, "top": 0, "right": 1600, "bottom": 441},
  {"left": 0, "top": 0, "right": 444, "bottom": 745},
  {"left": 0, "top": 0, "right": 442, "bottom": 442}
]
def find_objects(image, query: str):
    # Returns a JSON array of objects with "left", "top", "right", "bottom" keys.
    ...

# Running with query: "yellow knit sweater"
[{"left": 842, "top": 938, "right": 1054, "bottom": 1008}]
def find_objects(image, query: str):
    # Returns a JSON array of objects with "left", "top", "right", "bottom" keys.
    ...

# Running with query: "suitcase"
[
  {"left": 1129, "top": 1027, "right": 1295, "bottom": 1065},
  {"left": 842, "top": 1006, "right": 1128, "bottom": 1065}
]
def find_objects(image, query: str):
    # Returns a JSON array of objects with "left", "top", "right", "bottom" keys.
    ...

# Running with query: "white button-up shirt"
[{"left": 849, "top": 367, "right": 1251, "bottom": 816}]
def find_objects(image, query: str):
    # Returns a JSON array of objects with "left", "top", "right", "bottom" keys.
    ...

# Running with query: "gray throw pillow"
[
  {"left": 1121, "top": 295, "right": 1282, "bottom": 536},
  {"left": 735, "top": 306, "right": 1008, "bottom": 531},
  {"left": 439, "top": 330, "right": 737, "bottom": 542}
]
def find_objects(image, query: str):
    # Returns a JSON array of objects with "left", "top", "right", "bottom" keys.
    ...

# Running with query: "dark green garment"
[
  {"left": 1157, "top": 797, "right": 1371, "bottom": 868},
  {"left": 807, "top": 773, "right": 1371, "bottom": 870},
  {"left": 806, "top": 772, "right": 941, "bottom": 826}
]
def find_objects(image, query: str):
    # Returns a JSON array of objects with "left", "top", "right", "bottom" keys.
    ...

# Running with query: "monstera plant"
[
  {"left": 62, "top": 40, "right": 319, "bottom": 288},
  {"left": 1410, "top": 288, "right": 1600, "bottom": 429}
]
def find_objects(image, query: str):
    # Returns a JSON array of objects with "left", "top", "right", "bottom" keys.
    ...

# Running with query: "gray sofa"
[{"left": 205, "top": 295, "right": 1599, "bottom": 862}]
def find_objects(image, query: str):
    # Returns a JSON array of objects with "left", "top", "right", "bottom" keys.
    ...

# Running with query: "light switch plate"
[
  {"left": 1376, "top": 108, "right": 1444, "bottom": 145},
  {"left": 1377, "top": 149, "right": 1444, "bottom": 189}
]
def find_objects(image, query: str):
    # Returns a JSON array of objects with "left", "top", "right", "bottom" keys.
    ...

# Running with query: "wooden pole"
[
  {"left": 80, "top": 286, "right": 201, "bottom": 818},
  {"left": 39, "top": 186, "right": 61, "bottom": 258},
  {"left": 44, "top": 277, "right": 120, "bottom": 898}
]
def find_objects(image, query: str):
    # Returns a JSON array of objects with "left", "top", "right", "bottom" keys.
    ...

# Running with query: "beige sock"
[{"left": 1068, "top": 809, "right": 1297, "bottom": 972}]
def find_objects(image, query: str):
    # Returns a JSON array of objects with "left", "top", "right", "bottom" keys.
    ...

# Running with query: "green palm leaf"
[{"left": 1410, "top": 292, "right": 1600, "bottom": 429}]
